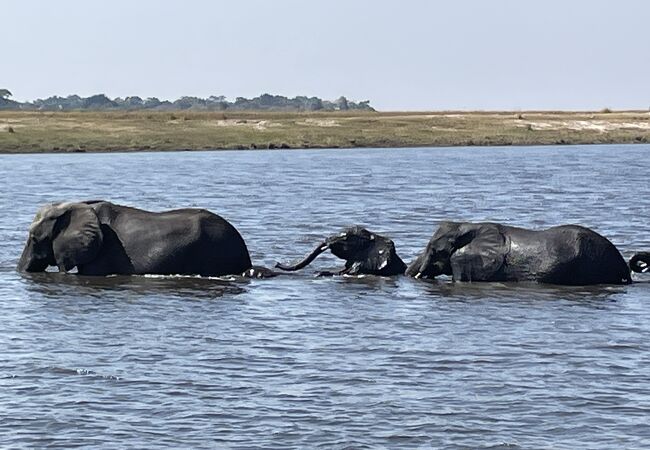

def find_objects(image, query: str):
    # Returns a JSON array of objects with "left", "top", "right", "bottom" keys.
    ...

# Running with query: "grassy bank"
[{"left": 1, "top": 110, "right": 649, "bottom": 153}]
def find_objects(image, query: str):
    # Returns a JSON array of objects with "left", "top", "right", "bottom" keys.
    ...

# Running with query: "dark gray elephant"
[
  {"left": 17, "top": 200, "right": 274, "bottom": 278},
  {"left": 405, "top": 221, "right": 633, "bottom": 285},
  {"left": 275, "top": 226, "right": 406, "bottom": 276}
]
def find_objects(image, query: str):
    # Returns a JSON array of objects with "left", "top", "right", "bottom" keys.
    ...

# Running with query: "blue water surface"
[{"left": 1, "top": 145, "right": 649, "bottom": 448}]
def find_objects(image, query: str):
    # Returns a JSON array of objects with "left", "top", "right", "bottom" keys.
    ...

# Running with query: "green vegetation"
[
  {"left": 1, "top": 110, "right": 649, "bottom": 153},
  {"left": 0, "top": 93, "right": 372, "bottom": 112}
]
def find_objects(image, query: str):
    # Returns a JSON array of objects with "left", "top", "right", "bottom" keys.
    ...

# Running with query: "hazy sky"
[{"left": 3, "top": 0, "right": 649, "bottom": 110}]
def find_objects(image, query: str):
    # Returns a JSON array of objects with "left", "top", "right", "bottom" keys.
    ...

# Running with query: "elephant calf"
[
  {"left": 17, "top": 200, "right": 274, "bottom": 277},
  {"left": 275, "top": 226, "right": 407, "bottom": 276}
]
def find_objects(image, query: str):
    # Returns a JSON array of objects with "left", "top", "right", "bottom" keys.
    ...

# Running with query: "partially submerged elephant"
[
  {"left": 406, "top": 221, "right": 637, "bottom": 285},
  {"left": 277, "top": 222, "right": 649, "bottom": 286},
  {"left": 17, "top": 200, "right": 274, "bottom": 278},
  {"left": 275, "top": 226, "right": 406, "bottom": 276}
]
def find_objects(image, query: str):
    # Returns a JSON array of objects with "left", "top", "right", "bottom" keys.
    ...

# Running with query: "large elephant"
[
  {"left": 405, "top": 221, "right": 634, "bottom": 285},
  {"left": 17, "top": 200, "right": 274, "bottom": 277},
  {"left": 275, "top": 226, "right": 407, "bottom": 276}
]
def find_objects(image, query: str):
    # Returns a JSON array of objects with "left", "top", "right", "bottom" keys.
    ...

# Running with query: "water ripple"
[{"left": 1, "top": 145, "right": 650, "bottom": 448}]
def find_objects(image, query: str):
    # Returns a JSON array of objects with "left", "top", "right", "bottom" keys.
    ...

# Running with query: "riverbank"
[{"left": 1, "top": 110, "right": 649, "bottom": 153}]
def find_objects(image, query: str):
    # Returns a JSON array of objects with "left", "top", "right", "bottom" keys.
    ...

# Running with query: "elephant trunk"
[
  {"left": 630, "top": 252, "right": 650, "bottom": 273},
  {"left": 405, "top": 250, "right": 447, "bottom": 279},
  {"left": 17, "top": 240, "right": 48, "bottom": 272},
  {"left": 275, "top": 242, "right": 329, "bottom": 271},
  {"left": 405, "top": 249, "right": 433, "bottom": 278}
]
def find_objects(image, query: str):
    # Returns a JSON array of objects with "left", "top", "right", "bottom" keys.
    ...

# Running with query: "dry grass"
[{"left": 0, "top": 110, "right": 649, "bottom": 153}]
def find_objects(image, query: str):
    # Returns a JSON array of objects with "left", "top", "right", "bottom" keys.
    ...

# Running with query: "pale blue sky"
[{"left": 3, "top": 0, "right": 649, "bottom": 110}]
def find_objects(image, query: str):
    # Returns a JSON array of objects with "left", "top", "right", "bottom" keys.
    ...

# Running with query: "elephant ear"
[
  {"left": 373, "top": 240, "right": 398, "bottom": 274},
  {"left": 450, "top": 225, "right": 508, "bottom": 281},
  {"left": 361, "top": 236, "right": 405, "bottom": 275},
  {"left": 52, "top": 205, "right": 103, "bottom": 272}
]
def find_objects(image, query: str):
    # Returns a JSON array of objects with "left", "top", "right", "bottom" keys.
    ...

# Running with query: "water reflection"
[
  {"left": 415, "top": 278, "right": 626, "bottom": 303},
  {"left": 19, "top": 272, "right": 246, "bottom": 300},
  {"left": 14, "top": 269, "right": 637, "bottom": 305}
]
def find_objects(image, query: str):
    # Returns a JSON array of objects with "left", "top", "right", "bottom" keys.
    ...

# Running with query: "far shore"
[{"left": 1, "top": 110, "right": 649, "bottom": 154}]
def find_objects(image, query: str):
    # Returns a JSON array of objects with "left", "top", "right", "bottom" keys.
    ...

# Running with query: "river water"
[{"left": 1, "top": 145, "right": 649, "bottom": 448}]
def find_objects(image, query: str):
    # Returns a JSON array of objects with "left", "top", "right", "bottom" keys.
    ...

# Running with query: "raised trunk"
[
  {"left": 275, "top": 243, "right": 329, "bottom": 271},
  {"left": 630, "top": 252, "right": 650, "bottom": 273}
]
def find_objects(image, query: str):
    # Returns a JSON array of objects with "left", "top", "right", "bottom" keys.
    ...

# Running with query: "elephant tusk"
[
  {"left": 639, "top": 261, "right": 648, "bottom": 268},
  {"left": 414, "top": 272, "right": 422, "bottom": 279}
]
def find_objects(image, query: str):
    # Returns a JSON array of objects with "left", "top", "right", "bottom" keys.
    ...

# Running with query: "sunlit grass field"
[{"left": 1, "top": 110, "right": 649, "bottom": 153}]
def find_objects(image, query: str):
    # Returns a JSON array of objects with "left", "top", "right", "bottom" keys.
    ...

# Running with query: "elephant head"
[
  {"left": 405, "top": 221, "right": 505, "bottom": 280},
  {"left": 405, "top": 222, "right": 463, "bottom": 279},
  {"left": 630, "top": 252, "right": 650, "bottom": 273},
  {"left": 275, "top": 226, "right": 406, "bottom": 276},
  {"left": 17, "top": 202, "right": 104, "bottom": 273}
]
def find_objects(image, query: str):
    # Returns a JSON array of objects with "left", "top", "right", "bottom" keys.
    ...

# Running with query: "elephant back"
[
  {"left": 196, "top": 210, "right": 253, "bottom": 275},
  {"left": 576, "top": 228, "right": 630, "bottom": 284},
  {"left": 543, "top": 225, "right": 630, "bottom": 285}
]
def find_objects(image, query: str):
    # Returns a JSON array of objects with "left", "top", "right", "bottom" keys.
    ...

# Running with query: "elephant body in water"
[
  {"left": 17, "top": 200, "right": 274, "bottom": 277},
  {"left": 278, "top": 222, "right": 649, "bottom": 286},
  {"left": 406, "top": 221, "right": 633, "bottom": 285}
]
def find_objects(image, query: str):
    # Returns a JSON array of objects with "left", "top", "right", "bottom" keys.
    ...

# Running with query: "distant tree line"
[{"left": 0, "top": 91, "right": 373, "bottom": 112}]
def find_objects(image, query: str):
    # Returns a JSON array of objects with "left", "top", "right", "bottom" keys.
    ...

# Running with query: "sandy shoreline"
[{"left": 1, "top": 110, "right": 649, "bottom": 154}]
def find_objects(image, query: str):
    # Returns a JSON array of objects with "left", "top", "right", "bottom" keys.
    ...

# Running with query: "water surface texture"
[{"left": 1, "top": 145, "right": 650, "bottom": 448}]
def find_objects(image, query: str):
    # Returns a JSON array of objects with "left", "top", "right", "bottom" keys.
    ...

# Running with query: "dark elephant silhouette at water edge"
[
  {"left": 278, "top": 222, "right": 650, "bottom": 286},
  {"left": 17, "top": 200, "right": 275, "bottom": 278}
]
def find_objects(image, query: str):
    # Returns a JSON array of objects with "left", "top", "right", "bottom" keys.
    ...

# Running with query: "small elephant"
[
  {"left": 405, "top": 221, "right": 634, "bottom": 285},
  {"left": 275, "top": 226, "right": 407, "bottom": 276},
  {"left": 17, "top": 200, "right": 274, "bottom": 277}
]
